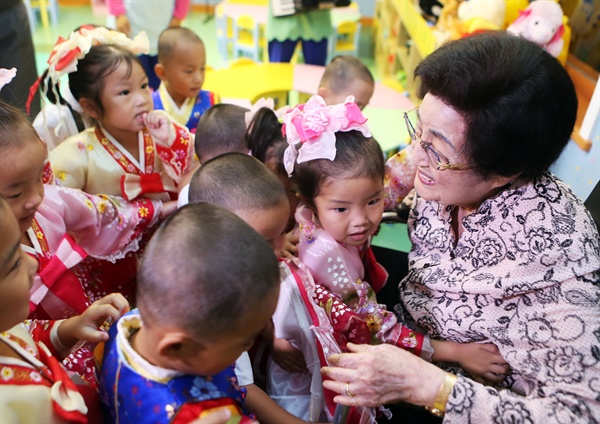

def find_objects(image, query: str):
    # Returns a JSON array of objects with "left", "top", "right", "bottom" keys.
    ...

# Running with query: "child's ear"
[
  {"left": 155, "top": 63, "right": 166, "bottom": 81},
  {"left": 79, "top": 98, "right": 101, "bottom": 120},
  {"left": 317, "top": 86, "right": 329, "bottom": 99}
]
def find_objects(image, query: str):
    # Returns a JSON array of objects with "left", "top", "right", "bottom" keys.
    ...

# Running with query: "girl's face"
[
  {"left": 0, "top": 137, "right": 46, "bottom": 234},
  {"left": 313, "top": 176, "right": 384, "bottom": 247},
  {"left": 412, "top": 94, "right": 511, "bottom": 208},
  {"left": 95, "top": 61, "right": 152, "bottom": 138},
  {"left": 0, "top": 201, "right": 37, "bottom": 332}
]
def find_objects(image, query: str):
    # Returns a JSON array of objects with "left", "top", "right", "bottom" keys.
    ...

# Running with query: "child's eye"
[{"left": 9, "top": 258, "right": 21, "bottom": 273}]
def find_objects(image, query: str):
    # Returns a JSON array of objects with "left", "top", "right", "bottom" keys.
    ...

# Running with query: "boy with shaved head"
[
  {"left": 153, "top": 27, "right": 218, "bottom": 132},
  {"left": 99, "top": 202, "right": 280, "bottom": 422}
]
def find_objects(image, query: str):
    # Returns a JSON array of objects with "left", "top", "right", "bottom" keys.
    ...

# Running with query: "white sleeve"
[
  {"left": 234, "top": 352, "right": 254, "bottom": 386},
  {"left": 177, "top": 184, "right": 190, "bottom": 208}
]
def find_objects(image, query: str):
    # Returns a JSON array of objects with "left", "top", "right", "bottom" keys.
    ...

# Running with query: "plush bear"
[{"left": 507, "top": 0, "right": 565, "bottom": 57}]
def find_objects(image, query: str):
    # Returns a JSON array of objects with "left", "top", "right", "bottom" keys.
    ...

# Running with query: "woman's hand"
[
  {"left": 57, "top": 293, "right": 130, "bottom": 349},
  {"left": 271, "top": 337, "right": 306, "bottom": 373},
  {"left": 143, "top": 110, "right": 173, "bottom": 143},
  {"left": 321, "top": 343, "right": 446, "bottom": 408}
]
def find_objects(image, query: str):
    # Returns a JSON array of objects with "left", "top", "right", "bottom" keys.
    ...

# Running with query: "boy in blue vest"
[{"left": 153, "top": 27, "right": 219, "bottom": 133}]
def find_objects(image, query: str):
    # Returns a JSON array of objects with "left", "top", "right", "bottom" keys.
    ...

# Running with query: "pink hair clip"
[{"left": 282, "top": 95, "right": 371, "bottom": 176}]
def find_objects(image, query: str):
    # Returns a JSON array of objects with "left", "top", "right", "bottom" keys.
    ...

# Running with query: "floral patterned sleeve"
[
  {"left": 48, "top": 132, "right": 90, "bottom": 190},
  {"left": 383, "top": 145, "right": 416, "bottom": 210},
  {"left": 153, "top": 120, "right": 195, "bottom": 183},
  {"left": 41, "top": 185, "right": 162, "bottom": 262},
  {"left": 445, "top": 352, "right": 600, "bottom": 423}
]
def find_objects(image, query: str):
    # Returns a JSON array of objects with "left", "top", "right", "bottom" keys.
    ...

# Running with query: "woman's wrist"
[{"left": 425, "top": 373, "right": 458, "bottom": 417}]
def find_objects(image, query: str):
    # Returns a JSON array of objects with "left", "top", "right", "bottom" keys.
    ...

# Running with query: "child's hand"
[
  {"left": 115, "top": 15, "right": 131, "bottom": 36},
  {"left": 280, "top": 232, "right": 299, "bottom": 259},
  {"left": 57, "top": 293, "right": 130, "bottom": 349},
  {"left": 143, "top": 110, "right": 172, "bottom": 143},
  {"left": 271, "top": 337, "right": 306, "bottom": 373},
  {"left": 456, "top": 342, "right": 511, "bottom": 385},
  {"left": 160, "top": 200, "right": 178, "bottom": 218}
]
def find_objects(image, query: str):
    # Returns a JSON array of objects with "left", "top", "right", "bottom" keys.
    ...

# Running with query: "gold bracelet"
[{"left": 425, "top": 373, "right": 458, "bottom": 417}]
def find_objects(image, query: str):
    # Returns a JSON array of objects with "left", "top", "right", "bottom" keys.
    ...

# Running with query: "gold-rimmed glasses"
[{"left": 403, "top": 105, "right": 472, "bottom": 171}]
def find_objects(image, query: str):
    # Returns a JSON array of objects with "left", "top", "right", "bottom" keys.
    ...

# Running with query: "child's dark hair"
[
  {"left": 137, "top": 202, "right": 279, "bottom": 339},
  {"left": 158, "top": 27, "right": 204, "bottom": 64},
  {"left": 319, "top": 55, "right": 374, "bottom": 94},
  {"left": 293, "top": 131, "right": 384, "bottom": 208},
  {"left": 189, "top": 152, "right": 287, "bottom": 214},
  {"left": 68, "top": 45, "right": 143, "bottom": 117},
  {"left": 246, "top": 107, "right": 286, "bottom": 164},
  {"left": 194, "top": 104, "right": 249, "bottom": 163},
  {"left": 0, "top": 101, "right": 40, "bottom": 148}
]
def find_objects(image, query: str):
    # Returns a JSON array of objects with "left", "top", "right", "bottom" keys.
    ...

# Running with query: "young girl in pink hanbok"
[
  {"left": 285, "top": 95, "right": 510, "bottom": 382},
  {"left": 0, "top": 100, "right": 169, "bottom": 386},
  {"left": 0, "top": 197, "right": 130, "bottom": 423}
]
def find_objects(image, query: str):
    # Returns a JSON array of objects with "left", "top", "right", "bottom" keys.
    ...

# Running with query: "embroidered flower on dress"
[
  {"left": 189, "top": 377, "right": 222, "bottom": 400},
  {"left": 493, "top": 400, "right": 533, "bottom": 424},
  {"left": 138, "top": 207, "right": 149, "bottom": 219},
  {"left": 30, "top": 371, "right": 42, "bottom": 382},
  {"left": 1, "top": 367, "right": 14, "bottom": 381},
  {"left": 545, "top": 346, "right": 585, "bottom": 384},
  {"left": 526, "top": 228, "right": 554, "bottom": 254}
]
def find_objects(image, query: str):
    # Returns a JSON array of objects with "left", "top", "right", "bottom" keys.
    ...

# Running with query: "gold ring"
[{"left": 345, "top": 382, "right": 355, "bottom": 397}]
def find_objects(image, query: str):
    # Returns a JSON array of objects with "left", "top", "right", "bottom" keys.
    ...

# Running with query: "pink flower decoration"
[{"left": 282, "top": 95, "right": 372, "bottom": 176}]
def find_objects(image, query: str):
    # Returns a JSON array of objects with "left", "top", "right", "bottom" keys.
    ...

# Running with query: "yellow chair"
[
  {"left": 24, "top": 0, "right": 59, "bottom": 29},
  {"left": 327, "top": 20, "right": 361, "bottom": 62},
  {"left": 233, "top": 15, "right": 265, "bottom": 62}
]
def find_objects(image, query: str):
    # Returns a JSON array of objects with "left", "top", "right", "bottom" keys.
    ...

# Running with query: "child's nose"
[
  {"left": 25, "top": 188, "right": 43, "bottom": 211},
  {"left": 352, "top": 210, "right": 370, "bottom": 227}
]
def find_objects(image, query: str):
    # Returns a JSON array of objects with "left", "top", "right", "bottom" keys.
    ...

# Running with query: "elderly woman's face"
[{"left": 411, "top": 94, "right": 510, "bottom": 209}]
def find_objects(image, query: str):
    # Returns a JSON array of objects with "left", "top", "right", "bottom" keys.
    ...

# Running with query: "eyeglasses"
[{"left": 403, "top": 105, "right": 472, "bottom": 171}]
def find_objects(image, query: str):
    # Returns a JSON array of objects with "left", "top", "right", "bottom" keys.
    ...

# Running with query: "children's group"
[{"left": 0, "top": 19, "right": 511, "bottom": 424}]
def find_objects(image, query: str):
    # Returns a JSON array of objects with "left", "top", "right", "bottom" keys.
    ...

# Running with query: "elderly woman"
[{"left": 322, "top": 31, "right": 600, "bottom": 422}]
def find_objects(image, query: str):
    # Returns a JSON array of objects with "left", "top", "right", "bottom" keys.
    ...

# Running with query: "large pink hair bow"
[{"left": 282, "top": 95, "right": 371, "bottom": 176}]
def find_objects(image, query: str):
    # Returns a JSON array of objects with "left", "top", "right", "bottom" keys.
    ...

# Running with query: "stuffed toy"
[
  {"left": 507, "top": 0, "right": 565, "bottom": 57},
  {"left": 435, "top": 0, "right": 505, "bottom": 40},
  {"left": 457, "top": 0, "right": 506, "bottom": 28},
  {"left": 418, "top": 0, "right": 445, "bottom": 23}
]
